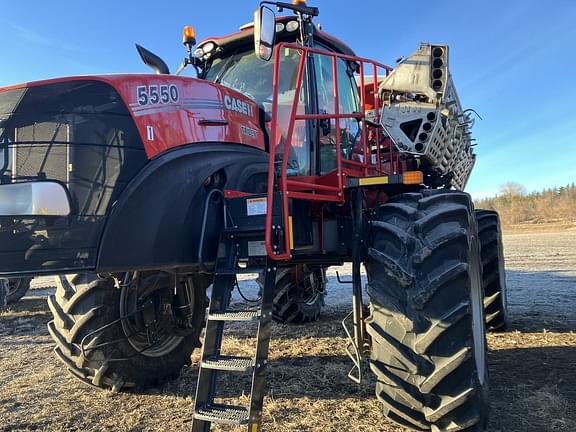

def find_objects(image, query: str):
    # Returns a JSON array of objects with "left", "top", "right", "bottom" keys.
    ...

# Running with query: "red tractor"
[{"left": 0, "top": 1, "right": 508, "bottom": 430}]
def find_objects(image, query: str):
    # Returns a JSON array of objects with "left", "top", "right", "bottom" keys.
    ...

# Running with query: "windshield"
[
  {"left": 205, "top": 46, "right": 311, "bottom": 176},
  {"left": 205, "top": 47, "right": 302, "bottom": 107}
]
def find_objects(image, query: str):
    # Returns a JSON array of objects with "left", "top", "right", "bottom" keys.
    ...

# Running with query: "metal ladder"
[{"left": 191, "top": 224, "right": 278, "bottom": 432}]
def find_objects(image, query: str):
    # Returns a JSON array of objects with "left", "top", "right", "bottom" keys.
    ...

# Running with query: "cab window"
[
  {"left": 205, "top": 47, "right": 312, "bottom": 176},
  {"left": 312, "top": 51, "right": 361, "bottom": 174}
]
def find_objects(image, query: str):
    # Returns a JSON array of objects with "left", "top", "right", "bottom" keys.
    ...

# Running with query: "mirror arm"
[
  {"left": 175, "top": 53, "right": 205, "bottom": 77},
  {"left": 297, "top": 11, "right": 306, "bottom": 45},
  {"left": 259, "top": 1, "right": 319, "bottom": 17},
  {"left": 174, "top": 59, "right": 188, "bottom": 76}
]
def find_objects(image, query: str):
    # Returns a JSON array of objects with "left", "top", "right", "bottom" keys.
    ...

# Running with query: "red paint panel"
[
  {"left": 106, "top": 75, "right": 265, "bottom": 158},
  {"left": 0, "top": 74, "right": 265, "bottom": 159}
]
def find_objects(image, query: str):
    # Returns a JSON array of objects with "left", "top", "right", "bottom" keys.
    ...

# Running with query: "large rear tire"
[
  {"left": 47, "top": 271, "right": 209, "bottom": 391},
  {"left": 365, "top": 191, "right": 489, "bottom": 431},
  {"left": 6, "top": 277, "right": 32, "bottom": 304},
  {"left": 475, "top": 210, "right": 508, "bottom": 332}
]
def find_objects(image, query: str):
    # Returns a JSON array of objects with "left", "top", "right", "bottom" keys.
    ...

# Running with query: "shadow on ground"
[
  {"left": 1, "top": 269, "right": 575, "bottom": 431},
  {"left": 506, "top": 270, "right": 576, "bottom": 333},
  {"left": 487, "top": 346, "right": 576, "bottom": 432},
  {"left": 151, "top": 344, "right": 576, "bottom": 431}
]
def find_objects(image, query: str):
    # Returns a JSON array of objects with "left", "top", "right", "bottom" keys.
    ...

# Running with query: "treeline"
[{"left": 474, "top": 182, "right": 576, "bottom": 226}]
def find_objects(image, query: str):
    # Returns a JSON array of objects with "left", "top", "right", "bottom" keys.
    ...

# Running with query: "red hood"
[{"left": 1, "top": 74, "right": 265, "bottom": 158}]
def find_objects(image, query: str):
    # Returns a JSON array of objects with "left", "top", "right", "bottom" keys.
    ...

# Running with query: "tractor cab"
[
  {"left": 189, "top": 3, "right": 405, "bottom": 261},
  {"left": 198, "top": 13, "right": 363, "bottom": 180}
]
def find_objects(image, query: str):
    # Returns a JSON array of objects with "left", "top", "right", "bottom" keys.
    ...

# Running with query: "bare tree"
[
  {"left": 475, "top": 182, "right": 576, "bottom": 227},
  {"left": 499, "top": 182, "right": 527, "bottom": 197}
]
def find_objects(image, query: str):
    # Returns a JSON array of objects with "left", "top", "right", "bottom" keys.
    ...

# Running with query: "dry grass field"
[{"left": 1, "top": 228, "right": 575, "bottom": 432}]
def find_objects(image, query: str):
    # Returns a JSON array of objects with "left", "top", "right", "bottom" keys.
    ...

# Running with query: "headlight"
[
  {"left": 286, "top": 21, "right": 299, "bottom": 32},
  {"left": 202, "top": 42, "right": 215, "bottom": 54}
]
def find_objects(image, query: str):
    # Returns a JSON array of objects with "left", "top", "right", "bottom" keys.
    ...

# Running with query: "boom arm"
[{"left": 379, "top": 43, "right": 476, "bottom": 190}]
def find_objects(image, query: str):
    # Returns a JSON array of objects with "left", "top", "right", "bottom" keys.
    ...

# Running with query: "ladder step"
[
  {"left": 208, "top": 310, "right": 261, "bottom": 322},
  {"left": 202, "top": 355, "right": 254, "bottom": 372},
  {"left": 215, "top": 267, "right": 262, "bottom": 275},
  {"left": 194, "top": 403, "right": 249, "bottom": 425}
]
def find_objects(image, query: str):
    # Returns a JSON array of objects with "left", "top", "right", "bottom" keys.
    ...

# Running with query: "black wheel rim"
[
  {"left": 301, "top": 271, "right": 323, "bottom": 306},
  {"left": 6, "top": 279, "right": 22, "bottom": 297},
  {"left": 119, "top": 272, "right": 191, "bottom": 357}
]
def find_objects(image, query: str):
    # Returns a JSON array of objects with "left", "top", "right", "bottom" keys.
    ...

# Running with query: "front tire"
[
  {"left": 365, "top": 191, "right": 489, "bottom": 431},
  {"left": 47, "top": 271, "right": 209, "bottom": 391},
  {"left": 476, "top": 210, "right": 508, "bottom": 331}
]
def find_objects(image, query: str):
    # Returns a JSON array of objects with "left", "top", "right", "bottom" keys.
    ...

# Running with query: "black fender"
[{"left": 96, "top": 143, "right": 268, "bottom": 273}]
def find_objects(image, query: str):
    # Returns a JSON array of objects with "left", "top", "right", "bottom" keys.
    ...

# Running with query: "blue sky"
[{"left": 1, "top": 1, "right": 575, "bottom": 198}]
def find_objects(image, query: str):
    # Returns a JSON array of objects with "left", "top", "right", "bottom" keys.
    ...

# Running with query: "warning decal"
[{"left": 246, "top": 197, "right": 267, "bottom": 216}]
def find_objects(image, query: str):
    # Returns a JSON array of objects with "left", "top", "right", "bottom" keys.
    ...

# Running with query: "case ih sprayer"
[{"left": 0, "top": 1, "right": 509, "bottom": 430}]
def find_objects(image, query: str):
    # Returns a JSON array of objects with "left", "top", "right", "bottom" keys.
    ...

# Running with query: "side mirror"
[
  {"left": 0, "top": 181, "right": 71, "bottom": 217},
  {"left": 254, "top": 6, "right": 276, "bottom": 61}
]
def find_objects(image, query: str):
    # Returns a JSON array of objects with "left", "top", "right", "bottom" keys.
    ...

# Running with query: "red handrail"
[
  {"left": 265, "top": 43, "right": 393, "bottom": 260},
  {"left": 285, "top": 180, "right": 341, "bottom": 192}
]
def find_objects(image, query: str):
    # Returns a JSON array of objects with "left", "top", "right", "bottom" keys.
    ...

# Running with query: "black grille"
[
  {"left": 14, "top": 122, "right": 69, "bottom": 182},
  {"left": 0, "top": 80, "right": 147, "bottom": 275}
]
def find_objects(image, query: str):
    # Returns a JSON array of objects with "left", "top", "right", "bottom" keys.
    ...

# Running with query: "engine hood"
[{"left": 0, "top": 74, "right": 265, "bottom": 159}]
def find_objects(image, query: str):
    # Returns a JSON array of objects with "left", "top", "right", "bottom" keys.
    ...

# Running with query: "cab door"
[{"left": 310, "top": 49, "right": 362, "bottom": 175}]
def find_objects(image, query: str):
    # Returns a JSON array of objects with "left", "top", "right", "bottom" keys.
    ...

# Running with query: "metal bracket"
[
  {"left": 342, "top": 311, "right": 363, "bottom": 384},
  {"left": 342, "top": 188, "right": 369, "bottom": 385},
  {"left": 336, "top": 271, "right": 353, "bottom": 284}
]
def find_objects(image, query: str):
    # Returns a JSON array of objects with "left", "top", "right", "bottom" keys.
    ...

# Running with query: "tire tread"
[{"left": 366, "top": 192, "right": 489, "bottom": 431}]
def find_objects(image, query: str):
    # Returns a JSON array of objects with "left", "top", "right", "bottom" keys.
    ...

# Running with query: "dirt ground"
[{"left": 1, "top": 229, "right": 575, "bottom": 432}]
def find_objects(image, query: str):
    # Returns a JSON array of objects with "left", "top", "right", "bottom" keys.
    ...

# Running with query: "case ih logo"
[{"left": 224, "top": 95, "right": 254, "bottom": 117}]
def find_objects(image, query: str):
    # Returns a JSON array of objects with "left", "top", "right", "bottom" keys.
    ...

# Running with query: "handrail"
[
  {"left": 265, "top": 42, "right": 393, "bottom": 260},
  {"left": 285, "top": 180, "right": 341, "bottom": 192}
]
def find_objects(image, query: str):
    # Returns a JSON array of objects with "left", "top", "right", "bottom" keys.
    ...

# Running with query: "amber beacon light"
[{"left": 182, "top": 26, "right": 197, "bottom": 47}]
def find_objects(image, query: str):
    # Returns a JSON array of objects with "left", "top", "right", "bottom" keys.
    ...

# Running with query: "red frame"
[{"left": 265, "top": 43, "right": 404, "bottom": 260}]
